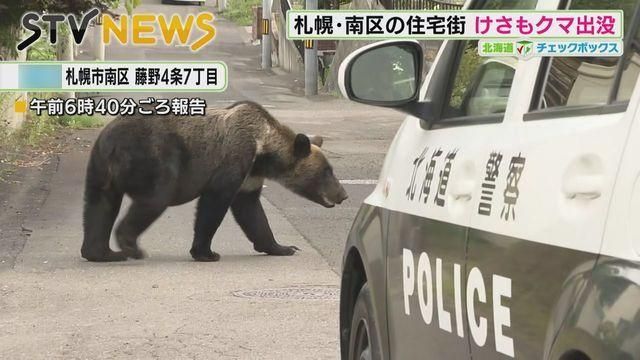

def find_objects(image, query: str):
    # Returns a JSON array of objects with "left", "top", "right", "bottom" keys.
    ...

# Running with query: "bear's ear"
[
  {"left": 309, "top": 135, "right": 323, "bottom": 148},
  {"left": 294, "top": 133, "right": 311, "bottom": 158}
]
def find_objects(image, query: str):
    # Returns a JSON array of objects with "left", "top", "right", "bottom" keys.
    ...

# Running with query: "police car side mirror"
[{"left": 339, "top": 40, "right": 423, "bottom": 112}]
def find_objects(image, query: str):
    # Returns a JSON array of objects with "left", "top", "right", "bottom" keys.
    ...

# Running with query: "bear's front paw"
[
  {"left": 256, "top": 244, "right": 300, "bottom": 256},
  {"left": 82, "top": 249, "right": 128, "bottom": 262},
  {"left": 121, "top": 246, "right": 146, "bottom": 260},
  {"left": 190, "top": 248, "right": 221, "bottom": 262}
]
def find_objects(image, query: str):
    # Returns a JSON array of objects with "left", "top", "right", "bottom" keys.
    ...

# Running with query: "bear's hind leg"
[
  {"left": 115, "top": 199, "right": 167, "bottom": 259},
  {"left": 231, "top": 190, "right": 299, "bottom": 256},
  {"left": 82, "top": 186, "right": 126, "bottom": 262}
]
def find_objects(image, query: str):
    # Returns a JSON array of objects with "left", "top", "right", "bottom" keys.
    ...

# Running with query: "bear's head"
[{"left": 279, "top": 134, "right": 348, "bottom": 208}]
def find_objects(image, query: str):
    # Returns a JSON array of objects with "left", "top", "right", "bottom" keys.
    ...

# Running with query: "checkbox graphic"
[{"left": 14, "top": 100, "right": 27, "bottom": 113}]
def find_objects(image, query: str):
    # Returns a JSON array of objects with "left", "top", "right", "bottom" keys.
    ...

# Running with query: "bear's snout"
[
  {"left": 329, "top": 186, "right": 348, "bottom": 206},
  {"left": 317, "top": 186, "right": 348, "bottom": 208},
  {"left": 335, "top": 189, "right": 348, "bottom": 204}
]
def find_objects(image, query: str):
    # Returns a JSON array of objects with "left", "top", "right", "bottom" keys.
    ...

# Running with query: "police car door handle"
[
  {"left": 563, "top": 175, "right": 603, "bottom": 200},
  {"left": 450, "top": 179, "right": 475, "bottom": 201}
]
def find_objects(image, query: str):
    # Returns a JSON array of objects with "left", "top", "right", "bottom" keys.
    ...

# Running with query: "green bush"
[
  {"left": 0, "top": 109, "right": 104, "bottom": 150},
  {"left": 54, "top": 114, "right": 104, "bottom": 129},
  {"left": 449, "top": 42, "right": 482, "bottom": 109},
  {"left": 20, "top": 112, "right": 58, "bottom": 146},
  {"left": 224, "top": 0, "right": 261, "bottom": 26},
  {"left": 27, "top": 37, "right": 57, "bottom": 61}
]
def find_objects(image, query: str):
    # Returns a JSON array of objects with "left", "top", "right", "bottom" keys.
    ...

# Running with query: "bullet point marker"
[{"left": 14, "top": 100, "right": 27, "bottom": 113}]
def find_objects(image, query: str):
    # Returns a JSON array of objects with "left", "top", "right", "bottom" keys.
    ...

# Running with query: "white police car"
[{"left": 337, "top": 0, "right": 640, "bottom": 359}]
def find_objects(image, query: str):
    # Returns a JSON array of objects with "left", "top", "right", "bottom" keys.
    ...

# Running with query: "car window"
[
  {"left": 536, "top": 0, "right": 637, "bottom": 109},
  {"left": 441, "top": 0, "right": 536, "bottom": 119}
]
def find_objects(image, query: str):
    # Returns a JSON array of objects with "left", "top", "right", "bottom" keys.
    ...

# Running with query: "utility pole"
[
  {"left": 304, "top": 0, "right": 318, "bottom": 96},
  {"left": 261, "top": 0, "right": 272, "bottom": 69},
  {"left": 94, "top": 17, "right": 105, "bottom": 61},
  {"left": 57, "top": 26, "right": 75, "bottom": 99}
]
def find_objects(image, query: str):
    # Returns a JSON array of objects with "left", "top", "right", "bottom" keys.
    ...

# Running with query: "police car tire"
[{"left": 348, "top": 283, "right": 382, "bottom": 360}]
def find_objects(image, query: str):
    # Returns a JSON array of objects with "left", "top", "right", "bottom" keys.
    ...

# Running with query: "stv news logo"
[{"left": 17, "top": 8, "right": 216, "bottom": 52}]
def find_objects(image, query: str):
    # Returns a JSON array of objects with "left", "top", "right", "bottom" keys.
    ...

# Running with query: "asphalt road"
[
  {"left": 101, "top": 0, "right": 406, "bottom": 273},
  {"left": 2, "top": 130, "right": 343, "bottom": 358}
]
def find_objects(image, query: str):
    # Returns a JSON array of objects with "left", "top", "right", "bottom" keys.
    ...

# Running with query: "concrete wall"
[{"left": 271, "top": 0, "right": 304, "bottom": 76}]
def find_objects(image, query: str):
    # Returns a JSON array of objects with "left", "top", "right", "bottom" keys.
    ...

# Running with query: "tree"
[{"left": 0, "top": 0, "right": 136, "bottom": 57}]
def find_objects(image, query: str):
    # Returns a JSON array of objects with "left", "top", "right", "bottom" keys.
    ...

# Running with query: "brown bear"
[{"left": 81, "top": 101, "right": 348, "bottom": 262}]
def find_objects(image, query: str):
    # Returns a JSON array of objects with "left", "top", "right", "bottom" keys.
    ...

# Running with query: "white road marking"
[{"left": 340, "top": 179, "right": 378, "bottom": 185}]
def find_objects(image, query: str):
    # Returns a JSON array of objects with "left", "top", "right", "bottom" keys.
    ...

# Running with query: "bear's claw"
[
  {"left": 255, "top": 244, "right": 300, "bottom": 256},
  {"left": 190, "top": 249, "right": 221, "bottom": 262},
  {"left": 82, "top": 249, "right": 128, "bottom": 262},
  {"left": 126, "top": 247, "right": 147, "bottom": 260}
]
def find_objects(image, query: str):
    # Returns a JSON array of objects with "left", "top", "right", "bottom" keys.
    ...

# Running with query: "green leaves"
[
  {"left": 125, "top": 0, "right": 134, "bottom": 14},
  {"left": 124, "top": 0, "right": 138, "bottom": 15},
  {"left": 0, "top": 0, "right": 141, "bottom": 55}
]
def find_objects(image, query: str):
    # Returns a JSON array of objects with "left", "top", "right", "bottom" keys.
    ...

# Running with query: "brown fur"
[{"left": 81, "top": 101, "right": 347, "bottom": 262}]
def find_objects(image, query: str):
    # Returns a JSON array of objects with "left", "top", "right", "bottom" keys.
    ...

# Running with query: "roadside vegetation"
[
  {"left": 0, "top": 0, "right": 121, "bottom": 183},
  {"left": 0, "top": 47, "right": 103, "bottom": 183},
  {"left": 449, "top": 41, "right": 482, "bottom": 108},
  {"left": 0, "top": 107, "right": 105, "bottom": 182},
  {"left": 223, "top": 0, "right": 261, "bottom": 25}
]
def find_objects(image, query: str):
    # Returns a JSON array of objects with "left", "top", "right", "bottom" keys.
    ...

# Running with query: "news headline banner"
[
  {"left": 0, "top": 62, "right": 228, "bottom": 92},
  {"left": 286, "top": 11, "right": 623, "bottom": 40}
]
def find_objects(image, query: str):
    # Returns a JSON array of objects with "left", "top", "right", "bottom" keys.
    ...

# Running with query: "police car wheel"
[{"left": 348, "top": 284, "right": 381, "bottom": 360}]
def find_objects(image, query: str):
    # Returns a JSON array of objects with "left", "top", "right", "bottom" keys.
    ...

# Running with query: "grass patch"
[
  {"left": 54, "top": 114, "right": 105, "bottom": 129},
  {"left": 17, "top": 112, "right": 58, "bottom": 147},
  {"left": 0, "top": 112, "right": 58, "bottom": 182},
  {"left": 223, "top": 0, "right": 261, "bottom": 26},
  {"left": 1, "top": 111, "right": 105, "bottom": 149},
  {"left": 3, "top": 111, "right": 104, "bottom": 149},
  {"left": 0, "top": 106, "right": 105, "bottom": 183}
]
